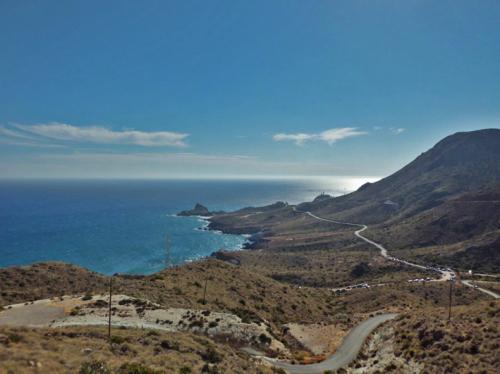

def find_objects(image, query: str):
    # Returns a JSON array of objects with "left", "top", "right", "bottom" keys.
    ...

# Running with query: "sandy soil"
[
  {"left": 0, "top": 303, "right": 64, "bottom": 326},
  {"left": 286, "top": 322, "right": 348, "bottom": 355}
]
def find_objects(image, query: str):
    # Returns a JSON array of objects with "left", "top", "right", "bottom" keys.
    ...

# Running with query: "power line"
[
  {"left": 108, "top": 276, "right": 113, "bottom": 341},
  {"left": 448, "top": 280, "right": 453, "bottom": 322}
]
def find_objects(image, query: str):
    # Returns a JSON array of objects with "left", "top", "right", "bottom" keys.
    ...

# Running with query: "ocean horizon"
[{"left": 0, "top": 177, "right": 376, "bottom": 275}]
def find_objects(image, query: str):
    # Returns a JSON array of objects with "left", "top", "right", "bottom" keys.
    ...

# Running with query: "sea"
[{"left": 0, "top": 177, "right": 375, "bottom": 275}]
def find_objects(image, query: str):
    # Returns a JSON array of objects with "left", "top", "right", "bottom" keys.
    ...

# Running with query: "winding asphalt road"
[
  {"left": 299, "top": 208, "right": 500, "bottom": 300},
  {"left": 299, "top": 209, "right": 454, "bottom": 281},
  {"left": 260, "top": 313, "right": 398, "bottom": 374},
  {"left": 461, "top": 280, "right": 500, "bottom": 299},
  {"left": 254, "top": 208, "right": 497, "bottom": 373}
]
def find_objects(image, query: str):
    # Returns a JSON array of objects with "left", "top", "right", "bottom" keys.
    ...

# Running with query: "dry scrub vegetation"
[
  {"left": 391, "top": 300, "right": 499, "bottom": 372},
  {"left": 337, "top": 300, "right": 500, "bottom": 373},
  {"left": 230, "top": 243, "right": 429, "bottom": 288},
  {"left": 0, "top": 237, "right": 497, "bottom": 373},
  {"left": 0, "top": 263, "right": 107, "bottom": 306},
  {"left": 115, "top": 259, "right": 336, "bottom": 330},
  {"left": 0, "top": 325, "right": 276, "bottom": 374}
]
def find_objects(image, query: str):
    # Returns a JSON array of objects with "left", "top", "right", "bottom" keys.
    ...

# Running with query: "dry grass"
[
  {"left": 115, "top": 259, "right": 336, "bottom": 330},
  {"left": 0, "top": 263, "right": 107, "bottom": 306},
  {"left": 231, "top": 244, "right": 428, "bottom": 288},
  {"left": 0, "top": 224, "right": 497, "bottom": 372},
  {"left": 0, "top": 325, "right": 275, "bottom": 374},
  {"left": 475, "top": 281, "right": 500, "bottom": 295},
  {"left": 333, "top": 279, "right": 487, "bottom": 317},
  {"left": 343, "top": 299, "right": 499, "bottom": 373},
  {"left": 391, "top": 299, "right": 500, "bottom": 372}
]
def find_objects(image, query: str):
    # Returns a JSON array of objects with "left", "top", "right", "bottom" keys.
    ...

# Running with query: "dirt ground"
[
  {"left": 285, "top": 322, "right": 348, "bottom": 355},
  {"left": 0, "top": 302, "right": 65, "bottom": 327}
]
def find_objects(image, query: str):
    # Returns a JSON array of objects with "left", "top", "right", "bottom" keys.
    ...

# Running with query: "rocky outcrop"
[{"left": 178, "top": 203, "right": 212, "bottom": 217}]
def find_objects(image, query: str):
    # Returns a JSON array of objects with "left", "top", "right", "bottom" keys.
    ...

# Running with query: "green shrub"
[
  {"left": 258, "top": 333, "right": 272, "bottom": 345},
  {"left": 201, "top": 347, "right": 222, "bottom": 363},
  {"left": 110, "top": 335, "right": 126, "bottom": 344},
  {"left": 70, "top": 306, "right": 81, "bottom": 316},
  {"left": 272, "top": 369, "right": 287, "bottom": 374},
  {"left": 229, "top": 308, "right": 262, "bottom": 324},
  {"left": 160, "top": 339, "right": 180, "bottom": 351},
  {"left": 116, "top": 362, "right": 160, "bottom": 374},
  {"left": 79, "top": 361, "right": 111, "bottom": 374},
  {"left": 173, "top": 287, "right": 183, "bottom": 295},
  {"left": 201, "top": 364, "right": 220, "bottom": 374},
  {"left": 189, "top": 319, "right": 204, "bottom": 328},
  {"left": 7, "top": 333, "right": 23, "bottom": 343}
]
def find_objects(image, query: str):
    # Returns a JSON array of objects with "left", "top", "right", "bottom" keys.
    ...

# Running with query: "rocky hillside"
[
  {"left": 0, "top": 262, "right": 107, "bottom": 305},
  {"left": 300, "top": 129, "right": 500, "bottom": 224},
  {"left": 0, "top": 260, "right": 335, "bottom": 330},
  {"left": 206, "top": 129, "right": 500, "bottom": 272},
  {"left": 371, "top": 184, "right": 500, "bottom": 249}
]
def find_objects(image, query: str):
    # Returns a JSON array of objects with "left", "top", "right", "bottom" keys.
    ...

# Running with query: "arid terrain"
[{"left": 1, "top": 130, "right": 500, "bottom": 373}]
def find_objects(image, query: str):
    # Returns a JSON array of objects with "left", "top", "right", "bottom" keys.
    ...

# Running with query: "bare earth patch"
[
  {"left": 285, "top": 322, "right": 348, "bottom": 355},
  {"left": 0, "top": 302, "right": 64, "bottom": 327}
]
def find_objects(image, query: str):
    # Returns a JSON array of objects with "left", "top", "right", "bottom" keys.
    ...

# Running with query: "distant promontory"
[{"left": 177, "top": 203, "right": 223, "bottom": 217}]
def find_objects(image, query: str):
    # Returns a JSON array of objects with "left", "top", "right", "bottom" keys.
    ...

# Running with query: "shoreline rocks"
[
  {"left": 178, "top": 203, "right": 212, "bottom": 217},
  {"left": 178, "top": 203, "right": 225, "bottom": 217}
]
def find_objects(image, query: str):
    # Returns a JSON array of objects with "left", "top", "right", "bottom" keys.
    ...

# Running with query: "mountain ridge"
[{"left": 300, "top": 128, "right": 500, "bottom": 224}]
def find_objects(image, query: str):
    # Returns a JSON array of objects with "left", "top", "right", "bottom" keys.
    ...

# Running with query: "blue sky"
[{"left": 1, "top": 0, "right": 499, "bottom": 179}]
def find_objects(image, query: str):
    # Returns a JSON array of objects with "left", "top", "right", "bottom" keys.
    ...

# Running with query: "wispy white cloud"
[
  {"left": 0, "top": 125, "right": 39, "bottom": 140},
  {"left": 0, "top": 138, "right": 67, "bottom": 148},
  {"left": 319, "top": 128, "right": 367, "bottom": 144},
  {"left": 391, "top": 127, "right": 405, "bottom": 134},
  {"left": 0, "top": 125, "right": 68, "bottom": 148},
  {"left": 13, "top": 122, "right": 189, "bottom": 147},
  {"left": 1, "top": 123, "right": 189, "bottom": 147},
  {"left": 272, "top": 133, "right": 315, "bottom": 145},
  {"left": 273, "top": 127, "right": 367, "bottom": 145}
]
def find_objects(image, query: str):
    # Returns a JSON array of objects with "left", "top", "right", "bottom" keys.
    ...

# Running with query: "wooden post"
[
  {"left": 447, "top": 280, "right": 453, "bottom": 322},
  {"left": 108, "top": 276, "right": 113, "bottom": 341},
  {"left": 202, "top": 278, "right": 208, "bottom": 305},
  {"left": 165, "top": 235, "right": 171, "bottom": 269}
]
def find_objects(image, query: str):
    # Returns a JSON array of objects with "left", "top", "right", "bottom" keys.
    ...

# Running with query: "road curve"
[
  {"left": 301, "top": 208, "right": 500, "bottom": 300},
  {"left": 461, "top": 280, "right": 500, "bottom": 299},
  {"left": 261, "top": 313, "right": 398, "bottom": 374},
  {"left": 298, "top": 209, "right": 454, "bottom": 282}
]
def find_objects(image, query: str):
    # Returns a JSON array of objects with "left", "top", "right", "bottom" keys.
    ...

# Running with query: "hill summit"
[{"left": 301, "top": 128, "right": 500, "bottom": 223}]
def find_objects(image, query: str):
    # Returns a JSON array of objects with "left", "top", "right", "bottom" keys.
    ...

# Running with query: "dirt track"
[{"left": 0, "top": 302, "right": 65, "bottom": 326}]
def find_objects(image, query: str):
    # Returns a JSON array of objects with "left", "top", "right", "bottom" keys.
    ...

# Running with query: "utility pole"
[
  {"left": 202, "top": 278, "right": 208, "bottom": 305},
  {"left": 165, "top": 234, "right": 172, "bottom": 269},
  {"left": 108, "top": 276, "right": 113, "bottom": 341},
  {"left": 447, "top": 280, "right": 453, "bottom": 322}
]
